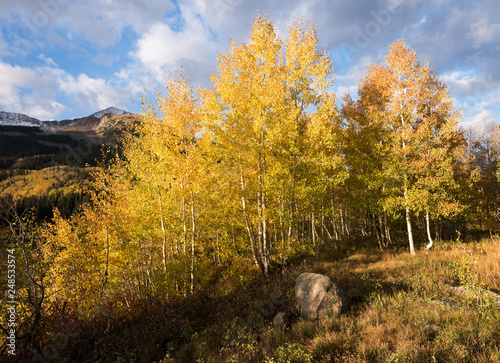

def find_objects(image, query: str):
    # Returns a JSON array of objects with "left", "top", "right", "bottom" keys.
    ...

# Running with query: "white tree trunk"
[
  {"left": 425, "top": 210, "right": 434, "bottom": 252},
  {"left": 404, "top": 186, "right": 415, "bottom": 255}
]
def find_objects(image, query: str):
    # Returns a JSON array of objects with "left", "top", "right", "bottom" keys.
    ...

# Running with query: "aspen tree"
[
  {"left": 343, "top": 40, "right": 462, "bottom": 254},
  {"left": 203, "top": 15, "right": 338, "bottom": 273}
]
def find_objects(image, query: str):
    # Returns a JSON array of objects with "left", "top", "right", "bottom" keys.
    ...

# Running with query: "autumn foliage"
[{"left": 5, "top": 17, "right": 499, "bottom": 357}]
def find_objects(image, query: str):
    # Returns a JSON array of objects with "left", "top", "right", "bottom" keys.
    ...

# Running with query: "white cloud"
[
  {"left": 442, "top": 70, "right": 498, "bottom": 98},
  {"left": 58, "top": 72, "right": 137, "bottom": 111},
  {"left": 0, "top": 63, "right": 39, "bottom": 97},
  {"left": 0, "top": 62, "right": 65, "bottom": 119},
  {"left": 93, "top": 52, "right": 120, "bottom": 66},
  {"left": 0, "top": 0, "right": 177, "bottom": 48},
  {"left": 132, "top": 9, "right": 215, "bottom": 75},
  {"left": 0, "top": 0, "right": 499, "bottom": 125},
  {"left": 0, "top": 33, "right": 8, "bottom": 57},
  {"left": 335, "top": 56, "right": 373, "bottom": 99},
  {"left": 0, "top": 60, "right": 144, "bottom": 119},
  {"left": 466, "top": 19, "right": 500, "bottom": 47},
  {"left": 460, "top": 109, "right": 492, "bottom": 130},
  {"left": 38, "top": 53, "right": 57, "bottom": 67}
]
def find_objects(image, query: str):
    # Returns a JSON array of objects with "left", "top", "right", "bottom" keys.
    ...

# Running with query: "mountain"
[
  {"left": 0, "top": 107, "right": 134, "bottom": 132},
  {"left": 0, "top": 111, "right": 41, "bottom": 127},
  {"left": 47, "top": 107, "right": 137, "bottom": 136},
  {"left": 0, "top": 106, "right": 138, "bottom": 178},
  {"left": 91, "top": 106, "right": 131, "bottom": 119}
]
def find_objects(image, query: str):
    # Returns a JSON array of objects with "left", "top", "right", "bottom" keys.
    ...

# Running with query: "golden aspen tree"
[
  {"left": 43, "top": 73, "right": 210, "bottom": 314},
  {"left": 343, "top": 39, "right": 463, "bottom": 254},
  {"left": 203, "top": 15, "right": 338, "bottom": 274},
  {"left": 122, "top": 73, "right": 207, "bottom": 295},
  {"left": 307, "top": 93, "right": 347, "bottom": 248}
]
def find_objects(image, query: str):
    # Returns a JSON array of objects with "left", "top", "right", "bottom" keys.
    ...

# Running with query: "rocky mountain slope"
[
  {"left": 0, "top": 107, "right": 134, "bottom": 134},
  {"left": 0, "top": 111, "right": 42, "bottom": 127}
]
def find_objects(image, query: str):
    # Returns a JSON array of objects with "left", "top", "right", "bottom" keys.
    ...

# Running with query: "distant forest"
[{"left": 0, "top": 126, "right": 104, "bottom": 218}]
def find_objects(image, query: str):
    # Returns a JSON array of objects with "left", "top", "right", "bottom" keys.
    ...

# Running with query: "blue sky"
[{"left": 0, "top": 0, "right": 499, "bottom": 129}]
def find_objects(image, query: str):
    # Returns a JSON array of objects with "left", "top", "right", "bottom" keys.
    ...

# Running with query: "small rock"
[
  {"left": 446, "top": 284, "right": 500, "bottom": 307},
  {"left": 273, "top": 312, "right": 288, "bottom": 327},
  {"left": 429, "top": 300, "right": 458, "bottom": 310}
]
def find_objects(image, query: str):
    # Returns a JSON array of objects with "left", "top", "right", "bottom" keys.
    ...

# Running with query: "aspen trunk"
[
  {"left": 230, "top": 216, "right": 236, "bottom": 248},
  {"left": 330, "top": 194, "right": 339, "bottom": 240},
  {"left": 181, "top": 195, "right": 187, "bottom": 254},
  {"left": 373, "top": 213, "right": 382, "bottom": 251},
  {"left": 257, "top": 134, "right": 270, "bottom": 275},
  {"left": 378, "top": 212, "right": 385, "bottom": 247},
  {"left": 340, "top": 207, "right": 345, "bottom": 238},
  {"left": 156, "top": 187, "right": 167, "bottom": 274},
  {"left": 279, "top": 198, "right": 285, "bottom": 252},
  {"left": 321, "top": 207, "right": 325, "bottom": 239},
  {"left": 190, "top": 194, "right": 195, "bottom": 295},
  {"left": 361, "top": 211, "right": 367, "bottom": 237},
  {"left": 312, "top": 212, "right": 316, "bottom": 247},
  {"left": 154, "top": 175, "right": 168, "bottom": 278},
  {"left": 261, "top": 190, "right": 269, "bottom": 275},
  {"left": 401, "top": 109, "right": 415, "bottom": 255},
  {"left": 227, "top": 199, "right": 236, "bottom": 247},
  {"left": 405, "top": 186, "right": 415, "bottom": 255},
  {"left": 384, "top": 210, "right": 392, "bottom": 246},
  {"left": 425, "top": 210, "right": 433, "bottom": 252}
]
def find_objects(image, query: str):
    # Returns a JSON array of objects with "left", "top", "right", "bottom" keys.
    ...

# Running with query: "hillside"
[
  {"left": 52, "top": 113, "right": 139, "bottom": 137},
  {"left": 0, "top": 108, "right": 140, "bottom": 219}
]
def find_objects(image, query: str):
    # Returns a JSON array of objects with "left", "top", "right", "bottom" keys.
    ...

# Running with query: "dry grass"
[
  {"left": 18, "top": 238, "right": 499, "bottom": 362},
  {"left": 186, "top": 238, "right": 500, "bottom": 362}
]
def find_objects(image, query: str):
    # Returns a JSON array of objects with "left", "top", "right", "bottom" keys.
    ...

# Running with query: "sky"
[{"left": 0, "top": 0, "right": 499, "bottom": 129}]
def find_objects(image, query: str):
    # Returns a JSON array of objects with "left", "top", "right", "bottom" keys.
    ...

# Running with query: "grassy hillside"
[{"left": 16, "top": 238, "right": 499, "bottom": 362}]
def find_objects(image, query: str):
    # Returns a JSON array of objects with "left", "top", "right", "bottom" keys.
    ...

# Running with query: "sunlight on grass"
[{"left": 201, "top": 238, "right": 500, "bottom": 362}]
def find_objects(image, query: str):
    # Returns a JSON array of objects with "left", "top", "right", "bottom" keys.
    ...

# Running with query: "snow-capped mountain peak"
[
  {"left": 0, "top": 111, "right": 41, "bottom": 127},
  {"left": 0, "top": 107, "right": 133, "bottom": 128},
  {"left": 91, "top": 107, "right": 130, "bottom": 119}
]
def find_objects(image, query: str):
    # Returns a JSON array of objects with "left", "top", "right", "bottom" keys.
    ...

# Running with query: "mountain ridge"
[
  {"left": 0, "top": 111, "right": 42, "bottom": 127},
  {"left": 0, "top": 107, "right": 132, "bottom": 128}
]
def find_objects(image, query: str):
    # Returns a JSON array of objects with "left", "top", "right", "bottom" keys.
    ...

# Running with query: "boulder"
[
  {"left": 295, "top": 272, "right": 345, "bottom": 320},
  {"left": 428, "top": 300, "right": 458, "bottom": 310}
]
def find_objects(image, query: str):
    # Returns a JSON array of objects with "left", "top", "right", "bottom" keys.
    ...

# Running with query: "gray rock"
[
  {"left": 446, "top": 284, "right": 500, "bottom": 307},
  {"left": 295, "top": 272, "right": 345, "bottom": 320}
]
